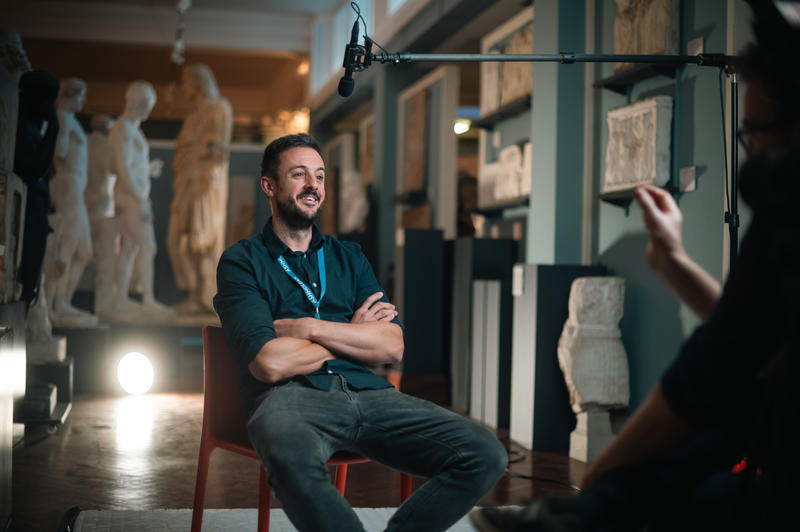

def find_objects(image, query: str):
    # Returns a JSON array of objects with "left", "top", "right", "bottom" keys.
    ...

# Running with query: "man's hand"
[
  {"left": 634, "top": 184, "right": 721, "bottom": 320},
  {"left": 273, "top": 317, "right": 315, "bottom": 340},
  {"left": 351, "top": 292, "right": 398, "bottom": 323},
  {"left": 634, "top": 185, "right": 685, "bottom": 274}
]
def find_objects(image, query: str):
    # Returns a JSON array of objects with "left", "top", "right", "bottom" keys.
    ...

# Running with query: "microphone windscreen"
[{"left": 338, "top": 77, "right": 354, "bottom": 97}]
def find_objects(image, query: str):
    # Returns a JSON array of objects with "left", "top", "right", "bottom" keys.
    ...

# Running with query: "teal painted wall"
[
  {"left": 554, "top": 0, "right": 586, "bottom": 265},
  {"left": 527, "top": 0, "right": 585, "bottom": 265},
  {"left": 594, "top": 0, "right": 731, "bottom": 408}
]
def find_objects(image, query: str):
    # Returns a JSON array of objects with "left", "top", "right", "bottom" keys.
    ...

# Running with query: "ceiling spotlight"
[
  {"left": 454, "top": 119, "right": 471, "bottom": 135},
  {"left": 117, "top": 352, "right": 154, "bottom": 395},
  {"left": 297, "top": 60, "right": 310, "bottom": 75}
]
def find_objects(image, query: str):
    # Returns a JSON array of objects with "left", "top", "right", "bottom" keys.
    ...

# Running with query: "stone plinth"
[{"left": 569, "top": 409, "right": 617, "bottom": 463}]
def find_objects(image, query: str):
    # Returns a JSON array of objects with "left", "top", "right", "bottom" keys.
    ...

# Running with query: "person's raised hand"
[
  {"left": 351, "top": 292, "right": 398, "bottom": 323},
  {"left": 634, "top": 185, "right": 685, "bottom": 274}
]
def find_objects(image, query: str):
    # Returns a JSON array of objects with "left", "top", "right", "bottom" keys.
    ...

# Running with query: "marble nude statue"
[
  {"left": 107, "top": 81, "right": 175, "bottom": 322},
  {"left": 45, "top": 77, "right": 98, "bottom": 327},
  {"left": 86, "top": 114, "right": 118, "bottom": 316}
]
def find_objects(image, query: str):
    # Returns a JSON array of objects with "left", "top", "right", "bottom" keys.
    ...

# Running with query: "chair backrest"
[{"left": 202, "top": 325, "right": 251, "bottom": 447}]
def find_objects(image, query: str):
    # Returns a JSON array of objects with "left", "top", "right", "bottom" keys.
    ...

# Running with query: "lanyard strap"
[{"left": 277, "top": 247, "right": 326, "bottom": 319}]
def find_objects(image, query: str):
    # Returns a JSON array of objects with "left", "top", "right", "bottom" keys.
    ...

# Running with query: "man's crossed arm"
[{"left": 248, "top": 292, "right": 403, "bottom": 384}]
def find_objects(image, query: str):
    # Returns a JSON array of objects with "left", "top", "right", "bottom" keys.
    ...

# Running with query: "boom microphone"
[{"left": 338, "top": 19, "right": 360, "bottom": 97}]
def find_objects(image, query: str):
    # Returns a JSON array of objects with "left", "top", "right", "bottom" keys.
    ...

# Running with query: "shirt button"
[{"left": 326, "top": 370, "right": 333, "bottom": 374}]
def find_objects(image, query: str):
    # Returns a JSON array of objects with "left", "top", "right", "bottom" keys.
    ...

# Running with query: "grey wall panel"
[{"left": 510, "top": 264, "right": 606, "bottom": 452}]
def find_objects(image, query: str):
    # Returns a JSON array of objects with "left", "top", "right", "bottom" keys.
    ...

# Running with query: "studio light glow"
[
  {"left": 453, "top": 119, "right": 471, "bottom": 135},
  {"left": 117, "top": 352, "right": 154, "bottom": 395}
]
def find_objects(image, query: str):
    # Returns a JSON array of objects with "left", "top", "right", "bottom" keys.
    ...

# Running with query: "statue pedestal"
[
  {"left": 26, "top": 335, "right": 67, "bottom": 364},
  {"left": 569, "top": 409, "right": 616, "bottom": 463}
]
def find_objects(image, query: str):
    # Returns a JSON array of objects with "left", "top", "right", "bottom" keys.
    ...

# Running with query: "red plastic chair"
[{"left": 191, "top": 325, "right": 413, "bottom": 532}]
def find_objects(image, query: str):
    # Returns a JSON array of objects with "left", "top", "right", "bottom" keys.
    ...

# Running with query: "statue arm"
[{"left": 53, "top": 112, "right": 71, "bottom": 161}]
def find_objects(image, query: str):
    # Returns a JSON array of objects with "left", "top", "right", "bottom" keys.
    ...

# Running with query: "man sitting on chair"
[{"left": 213, "top": 133, "right": 507, "bottom": 532}]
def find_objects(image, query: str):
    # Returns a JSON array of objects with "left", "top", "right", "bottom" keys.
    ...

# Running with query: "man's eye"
[
  {"left": 292, "top": 172, "right": 304, "bottom": 178},
  {"left": 316, "top": 174, "right": 325, "bottom": 181}
]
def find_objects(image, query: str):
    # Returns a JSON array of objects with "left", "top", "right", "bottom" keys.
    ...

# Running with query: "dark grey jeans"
[{"left": 247, "top": 375, "right": 507, "bottom": 532}]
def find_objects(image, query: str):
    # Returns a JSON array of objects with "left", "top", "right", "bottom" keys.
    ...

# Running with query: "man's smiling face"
[{"left": 263, "top": 146, "right": 326, "bottom": 230}]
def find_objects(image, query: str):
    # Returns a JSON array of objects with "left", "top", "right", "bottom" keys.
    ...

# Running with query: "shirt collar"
[{"left": 261, "top": 217, "right": 325, "bottom": 260}]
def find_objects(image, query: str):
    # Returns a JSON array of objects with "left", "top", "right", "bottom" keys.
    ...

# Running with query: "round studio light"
[{"left": 117, "top": 352, "right": 154, "bottom": 395}]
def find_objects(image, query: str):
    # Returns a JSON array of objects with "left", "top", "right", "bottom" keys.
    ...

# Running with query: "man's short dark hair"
[
  {"left": 739, "top": 1, "right": 800, "bottom": 130},
  {"left": 260, "top": 133, "right": 324, "bottom": 180}
]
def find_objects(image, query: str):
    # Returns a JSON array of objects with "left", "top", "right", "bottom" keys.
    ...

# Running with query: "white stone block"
[{"left": 569, "top": 409, "right": 617, "bottom": 463}]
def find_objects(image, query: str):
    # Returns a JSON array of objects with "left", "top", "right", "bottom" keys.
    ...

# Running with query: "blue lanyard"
[{"left": 277, "top": 247, "right": 326, "bottom": 319}]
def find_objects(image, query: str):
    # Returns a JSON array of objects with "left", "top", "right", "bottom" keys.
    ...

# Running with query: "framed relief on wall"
[
  {"left": 480, "top": 7, "right": 533, "bottom": 117},
  {"left": 395, "top": 65, "right": 458, "bottom": 239},
  {"left": 477, "top": 7, "right": 534, "bottom": 211},
  {"left": 324, "top": 132, "right": 369, "bottom": 235},
  {"left": 358, "top": 114, "right": 375, "bottom": 187}
]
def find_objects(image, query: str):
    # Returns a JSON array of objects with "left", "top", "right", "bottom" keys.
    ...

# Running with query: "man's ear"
[{"left": 261, "top": 175, "right": 275, "bottom": 198}]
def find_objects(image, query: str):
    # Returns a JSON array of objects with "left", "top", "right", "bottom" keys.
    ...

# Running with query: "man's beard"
[{"left": 276, "top": 193, "right": 320, "bottom": 230}]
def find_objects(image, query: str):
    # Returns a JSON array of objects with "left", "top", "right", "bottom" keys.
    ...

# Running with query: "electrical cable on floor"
[{"left": 498, "top": 439, "right": 582, "bottom": 492}]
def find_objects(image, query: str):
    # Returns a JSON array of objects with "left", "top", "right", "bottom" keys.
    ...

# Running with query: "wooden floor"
[{"left": 11, "top": 393, "right": 586, "bottom": 532}]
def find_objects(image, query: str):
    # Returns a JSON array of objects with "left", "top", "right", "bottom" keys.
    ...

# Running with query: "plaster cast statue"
[
  {"left": 558, "top": 276, "right": 629, "bottom": 412},
  {"left": 167, "top": 63, "right": 232, "bottom": 314},
  {"left": 107, "top": 81, "right": 175, "bottom": 322},
  {"left": 557, "top": 276, "right": 629, "bottom": 462},
  {"left": 46, "top": 77, "right": 98, "bottom": 327},
  {"left": 86, "top": 114, "right": 118, "bottom": 316},
  {"left": 15, "top": 71, "right": 60, "bottom": 305},
  {"left": 25, "top": 273, "right": 66, "bottom": 364}
]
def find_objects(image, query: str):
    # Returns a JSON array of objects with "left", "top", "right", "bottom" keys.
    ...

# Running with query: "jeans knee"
[
  {"left": 458, "top": 428, "right": 508, "bottom": 486},
  {"left": 261, "top": 441, "right": 329, "bottom": 493},
  {"left": 476, "top": 432, "right": 508, "bottom": 479}
]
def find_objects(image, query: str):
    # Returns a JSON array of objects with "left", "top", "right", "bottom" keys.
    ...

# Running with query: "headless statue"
[
  {"left": 107, "top": 81, "right": 175, "bottom": 322},
  {"left": 86, "top": 114, "right": 118, "bottom": 316},
  {"left": 167, "top": 63, "right": 232, "bottom": 314},
  {"left": 45, "top": 77, "right": 97, "bottom": 327}
]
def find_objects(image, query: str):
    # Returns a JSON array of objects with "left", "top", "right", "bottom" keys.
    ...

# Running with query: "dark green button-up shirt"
[{"left": 214, "top": 219, "right": 400, "bottom": 413}]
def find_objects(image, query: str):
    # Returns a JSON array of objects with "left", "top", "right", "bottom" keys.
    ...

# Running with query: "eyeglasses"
[{"left": 736, "top": 121, "right": 786, "bottom": 153}]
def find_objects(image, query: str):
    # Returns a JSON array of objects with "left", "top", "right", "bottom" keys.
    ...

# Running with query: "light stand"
[{"left": 343, "top": 38, "right": 740, "bottom": 267}]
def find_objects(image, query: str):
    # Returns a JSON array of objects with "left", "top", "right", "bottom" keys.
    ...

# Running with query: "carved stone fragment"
[
  {"left": 614, "top": 0, "right": 679, "bottom": 73},
  {"left": 603, "top": 96, "right": 672, "bottom": 194}
]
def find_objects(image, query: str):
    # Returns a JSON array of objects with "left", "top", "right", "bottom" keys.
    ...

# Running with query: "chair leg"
[
  {"left": 334, "top": 464, "right": 348, "bottom": 495},
  {"left": 191, "top": 443, "right": 213, "bottom": 532},
  {"left": 257, "top": 466, "right": 270, "bottom": 532},
  {"left": 400, "top": 473, "right": 413, "bottom": 503}
]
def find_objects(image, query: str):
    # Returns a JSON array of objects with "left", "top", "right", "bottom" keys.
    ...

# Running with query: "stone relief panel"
[
  {"left": 614, "top": 0, "right": 679, "bottom": 73},
  {"left": 603, "top": 95, "right": 672, "bottom": 195},
  {"left": 478, "top": 142, "right": 531, "bottom": 210},
  {"left": 403, "top": 89, "right": 427, "bottom": 193},
  {"left": 499, "top": 23, "right": 533, "bottom": 107}
]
